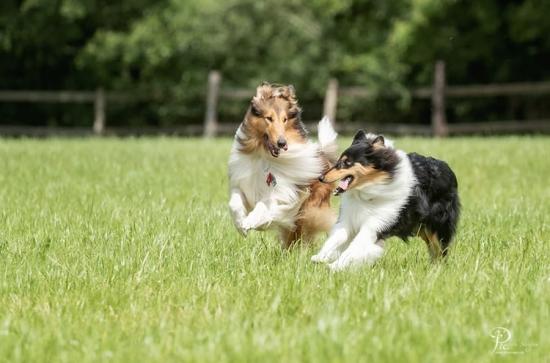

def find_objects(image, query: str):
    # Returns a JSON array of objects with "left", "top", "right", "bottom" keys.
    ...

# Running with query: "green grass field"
[{"left": 0, "top": 136, "right": 548, "bottom": 362}]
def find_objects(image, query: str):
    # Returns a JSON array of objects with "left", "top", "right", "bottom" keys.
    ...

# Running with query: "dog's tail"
[{"left": 317, "top": 116, "right": 338, "bottom": 162}]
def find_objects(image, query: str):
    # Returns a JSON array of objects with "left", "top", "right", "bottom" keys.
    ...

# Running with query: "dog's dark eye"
[
  {"left": 251, "top": 106, "right": 262, "bottom": 117},
  {"left": 265, "top": 116, "right": 273, "bottom": 122},
  {"left": 288, "top": 110, "right": 298, "bottom": 119},
  {"left": 338, "top": 159, "right": 352, "bottom": 168}
]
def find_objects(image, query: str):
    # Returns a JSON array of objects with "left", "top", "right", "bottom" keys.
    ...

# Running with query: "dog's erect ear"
[
  {"left": 372, "top": 135, "right": 385, "bottom": 148},
  {"left": 352, "top": 130, "right": 367, "bottom": 144}
]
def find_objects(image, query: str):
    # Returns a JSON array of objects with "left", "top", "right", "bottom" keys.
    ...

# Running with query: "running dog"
[
  {"left": 312, "top": 130, "right": 460, "bottom": 270},
  {"left": 228, "top": 82, "right": 339, "bottom": 248}
]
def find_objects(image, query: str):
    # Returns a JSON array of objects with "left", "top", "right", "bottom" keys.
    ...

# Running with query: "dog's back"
[{"left": 379, "top": 152, "right": 460, "bottom": 256}]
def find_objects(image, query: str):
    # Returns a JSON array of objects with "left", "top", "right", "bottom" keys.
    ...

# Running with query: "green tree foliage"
[
  {"left": 388, "top": 0, "right": 550, "bottom": 85},
  {"left": 1, "top": 0, "right": 548, "bottom": 126},
  {"left": 0, "top": 0, "right": 165, "bottom": 88}
]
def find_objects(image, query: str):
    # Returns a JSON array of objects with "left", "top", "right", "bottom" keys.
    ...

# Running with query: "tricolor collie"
[
  {"left": 228, "top": 82, "right": 338, "bottom": 248},
  {"left": 312, "top": 130, "right": 460, "bottom": 271}
]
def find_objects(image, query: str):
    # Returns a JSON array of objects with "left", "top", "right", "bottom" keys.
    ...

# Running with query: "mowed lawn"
[{"left": 0, "top": 136, "right": 548, "bottom": 363}]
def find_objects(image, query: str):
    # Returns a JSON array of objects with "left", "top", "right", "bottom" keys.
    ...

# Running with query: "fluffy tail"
[{"left": 317, "top": 116, "right": 338, "bottom": 162}]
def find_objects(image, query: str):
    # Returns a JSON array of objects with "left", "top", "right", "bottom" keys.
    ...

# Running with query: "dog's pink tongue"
[{"left": 338, "top": 178, "right": 350, "bottom": 191}]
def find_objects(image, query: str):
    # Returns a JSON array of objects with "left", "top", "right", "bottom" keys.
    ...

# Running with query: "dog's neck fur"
[
  {"left": 229, "top": 130, "right": 323, "bottom": 187},
  {"left": 347, "top": 150, "right": 415, "bottom": 202}
]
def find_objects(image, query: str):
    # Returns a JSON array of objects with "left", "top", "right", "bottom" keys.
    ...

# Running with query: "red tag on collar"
[{"left": 266, "top": 172, "right": 276, "bottom": 187}]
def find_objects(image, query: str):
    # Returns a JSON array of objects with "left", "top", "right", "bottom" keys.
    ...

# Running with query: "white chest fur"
[
  {"left": 339, "top": 151, "right": 416, "bottom": 235},
  {"left": 228, "top": 141, "right": 323, "bottom": 208}
]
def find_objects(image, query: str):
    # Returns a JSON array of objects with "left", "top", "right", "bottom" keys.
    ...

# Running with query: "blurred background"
[{"left": 1, "top": 0, "right": 549, "bottom": 136}]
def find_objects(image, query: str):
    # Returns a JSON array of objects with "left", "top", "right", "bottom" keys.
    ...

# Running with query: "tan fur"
[
  {"left": 237, "top": 83, "right": 305, "bottom": 154},
  {"left": 279, "top": 162, "right": 336, "bottom": 249},
  {"left": 284, "top": 125, "right": 307, "bottom": 145},
  {"left": 323, "top": 163, "right": 390, "bottom": 190},
  {"left": 237, "top": 121, "right": 263, "bottom": 153},
  {"left": 420, "top": 227, "right": 444, "bottom": 260}
]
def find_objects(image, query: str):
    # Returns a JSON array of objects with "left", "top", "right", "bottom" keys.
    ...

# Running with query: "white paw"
[
  {"left": 242, "top": 215, "right": 272, "bottom": 231},
  {"left": 232, "top": 219, "right": 248, "bottom": 236},
  {"left": 241, "top": 217, "right": 255, "bottom": 231},
  {"left": 328, "top": 257, "right": 351, "bottom": 272},
  {"left": 237, "top": 224, "right": 249, "bottom": 236},
  {"left": 241, "top": 203, "right": 271, "bottom": 231},
  {"left": 311, "top": 254, "right": 327, "bottom": 263},
  {"left": 328, "top": 245, "right": 384, "bottom": 272},
  {"left": 311, "top": 250, "right": 339, "bottom": 264}
]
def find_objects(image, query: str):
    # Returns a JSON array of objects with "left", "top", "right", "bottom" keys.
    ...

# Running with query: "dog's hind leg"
[
  {"left": 421, "top": 192, "right": 460, "bottom": 259},
  {"left": 420, "top": 227, "right": 444, "bottom": 260},
  {"left": 280, "top": 226, "right": 303, "bottom": 250},
  {"left": 300, "top": 206, "right": 336, "bottom": 239}
]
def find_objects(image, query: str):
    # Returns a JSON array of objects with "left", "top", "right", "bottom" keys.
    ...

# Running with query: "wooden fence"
[{"left": 1, "top": 60, "right": 550, "bottom": 137}]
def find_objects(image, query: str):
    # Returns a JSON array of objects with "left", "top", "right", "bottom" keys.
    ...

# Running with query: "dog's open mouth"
[
  {"left": 267, "top": 142, "right": 280, "bottom": 157},
  {"left": 334, "top": 175, "right": 354, "bottom": 196},
  {"left": 263, "top": 135, "right": 287, "bottom": 158}
]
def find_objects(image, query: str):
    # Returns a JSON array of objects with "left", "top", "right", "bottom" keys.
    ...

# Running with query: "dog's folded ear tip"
[{"left": 373, "top": 135, "right": 385, "bottom": 146}]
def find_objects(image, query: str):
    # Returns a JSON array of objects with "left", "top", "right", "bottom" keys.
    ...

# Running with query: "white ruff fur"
[
  {"left": 312, "top": 147, "right": 416, "bottom": 271},
  {"left": 228, "top": 117, "right": 337, "bottom": 235}
]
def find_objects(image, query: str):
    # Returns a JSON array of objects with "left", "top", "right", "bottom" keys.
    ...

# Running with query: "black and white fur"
[{"left": 312, "top": 130, "right": 460, "bottom": 271}]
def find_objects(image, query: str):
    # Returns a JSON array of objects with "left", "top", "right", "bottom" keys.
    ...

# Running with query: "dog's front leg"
[
  {"left": 311, "top": 223, "right": 350, "bottom": 263},
  {"left": 242, "top": 189, "right": 308, "bottom": 233},
  {"left": 256, "top": 188, "right": 309, "bottom": 231},
  {"left": 229, "top": 189, "right": 249, "bottom": 235},
  {"left": 328, "top": 227, "right": 384, "bottom": 271},
  {"left": 241, "top": 201, "right": 272, "bottom": 232}
]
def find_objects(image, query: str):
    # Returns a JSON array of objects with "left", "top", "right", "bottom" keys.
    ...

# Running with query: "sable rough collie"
[
  {"left": 312, "top": 130, "right": 460, "bottom": 271},
  {"left": 228, "top": 83, "right": 338, "bottom": 248}
]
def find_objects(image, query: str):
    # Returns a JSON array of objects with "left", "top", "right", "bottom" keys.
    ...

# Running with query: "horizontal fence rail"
[{"left": 1, "top": 60, "right": 550, "bottom": 137}]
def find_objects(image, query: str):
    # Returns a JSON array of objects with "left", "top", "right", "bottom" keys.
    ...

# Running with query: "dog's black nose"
[{"left": 277, "top": 137, "right": 287, "bottom": 149}]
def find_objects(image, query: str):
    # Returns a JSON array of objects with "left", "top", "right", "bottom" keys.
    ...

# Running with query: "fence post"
[
  {"left": 431, "top": 60, "right": 448, "bottom": 137},
  {"left": 323, "top": 78, "right": 339, "bottom": 124},
  {"left": 93, "top": 88, "right": 105, "bottom": 135},
  {"left": 204, "top": 70, "right": 221, "bottom": 138}
]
